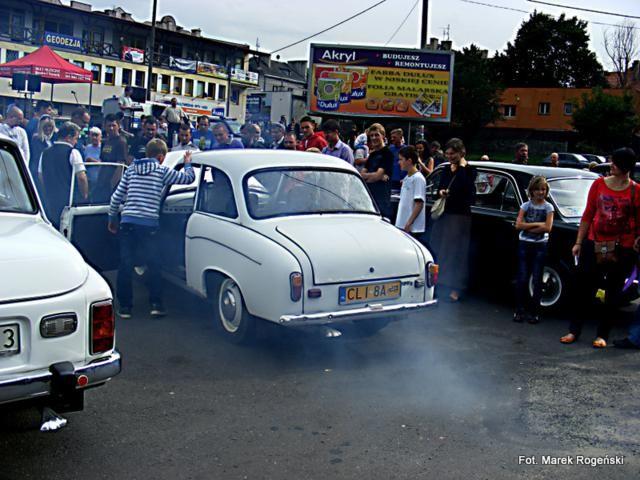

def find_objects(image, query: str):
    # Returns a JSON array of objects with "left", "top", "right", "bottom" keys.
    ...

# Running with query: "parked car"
[
  {"left": 425, "top": 162, "right": 601, "bottom": 309},
  {"left": 581, "top": 153, "right": 607, "bottom": 165},
  {"left": 542, "top": 152, "right": 590, "bottom": 168},
  {"left": 590, "top": 162, "right": 640, "bottom": 183},
  {"left": 61, "top": 150, "right": 438, "bottom": 342},
  {"left": 0, "top": 138, "right": 120, "bottom": 430}
]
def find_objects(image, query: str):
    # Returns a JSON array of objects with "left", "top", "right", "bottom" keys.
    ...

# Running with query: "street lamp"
[{"left": 146, "top": 0, "right": 158, "bottom": 101}]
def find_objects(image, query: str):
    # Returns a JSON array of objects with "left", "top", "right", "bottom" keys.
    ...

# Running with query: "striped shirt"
[{"left": 109, "top": 158, "right": 195, "bottom": 227}]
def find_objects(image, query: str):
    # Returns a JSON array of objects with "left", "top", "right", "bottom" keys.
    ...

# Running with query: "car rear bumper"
[
  {"left": 0, "top": 350, "right": 121, "bottom": 407},
  {"left": 279, "top": 300, "right": 437, "bottom": 326}
]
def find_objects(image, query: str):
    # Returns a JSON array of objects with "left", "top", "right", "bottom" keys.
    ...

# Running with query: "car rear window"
[
  {"left": 0, "top": 147, "right": 36, "bottom": 214},
  {"left": 548, "top": 178, "right": 594, "bottom": 218}
]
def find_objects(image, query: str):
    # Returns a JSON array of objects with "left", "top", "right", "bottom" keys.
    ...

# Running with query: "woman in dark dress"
[
  {"left": 361, "top": 123, "right": 394, "bottom": 218},
  {"left": 430, "top": 138, "right": 476, "bottom": 302}
]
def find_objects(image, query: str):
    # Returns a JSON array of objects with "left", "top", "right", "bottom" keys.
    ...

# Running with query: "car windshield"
[
  {"left": 245, "top": 168, "right": 378, "bottom": 219},
  {"left": 0, "top": 147, "right": 35, "bottom": 214},
  {"left": 548, "top": 178, "right": 594, "bottom": 218}
]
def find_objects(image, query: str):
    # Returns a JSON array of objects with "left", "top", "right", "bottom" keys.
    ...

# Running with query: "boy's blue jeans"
[
  {"left": 116, "top": 223, "right": 162, "bottom": 309},
  {"left": 516, "top": 240, "right": 547, "bottom": 314}
]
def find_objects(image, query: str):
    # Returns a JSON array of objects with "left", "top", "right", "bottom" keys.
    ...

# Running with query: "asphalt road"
[{"left": 2, "top": 282, "right": 639, "bottom": 480}]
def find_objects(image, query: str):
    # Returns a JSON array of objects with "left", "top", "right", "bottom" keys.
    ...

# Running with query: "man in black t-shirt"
[
  {"left": 129, "top": 116, "right": 164, "bottom": 161},
  {"left": 94, "top": 114, "right": 128, "bottom": 202}
]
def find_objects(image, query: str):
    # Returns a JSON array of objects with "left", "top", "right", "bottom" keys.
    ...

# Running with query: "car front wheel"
[
  {"left": 529, "top": 264, "right": 566, "bottom": 309},
  {"left": 215, "top": 278, "right": 255, "bottom": 343}
]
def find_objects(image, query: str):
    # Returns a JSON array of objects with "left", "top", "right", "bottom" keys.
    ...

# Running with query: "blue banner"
[{"left": 43, "top": 31, "right": 83, "bottom": 52}]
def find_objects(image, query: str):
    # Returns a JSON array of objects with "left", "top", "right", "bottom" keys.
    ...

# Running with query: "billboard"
[
  {"left": 308, "top": 44, "right": 454, "bottom": 122},
  {"left": 122, "top": 46, "right": 145, "bottom": 64}
]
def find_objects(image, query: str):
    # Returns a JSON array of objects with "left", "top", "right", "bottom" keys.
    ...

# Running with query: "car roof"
[
  {"left": 466, "top": 161, "right": 600, "bottom": 179},
  {"left": 164, "top": 149, "right": 357, "bottom": 177}
]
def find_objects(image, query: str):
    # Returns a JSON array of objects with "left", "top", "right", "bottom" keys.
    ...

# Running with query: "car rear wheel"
[
  {"left": 215, "top": 278, "right": 255, "bottom": 343},
  {"left": 529, "top": 264, "right": 566, "bottom": 309}
]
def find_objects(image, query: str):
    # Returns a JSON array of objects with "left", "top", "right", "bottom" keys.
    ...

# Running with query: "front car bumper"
[
  {"left": 0, "top": 350, "right": 121, "bottom": 407},
  {"left": 279, "top": 300, "right": 437, "bottom": 326}
]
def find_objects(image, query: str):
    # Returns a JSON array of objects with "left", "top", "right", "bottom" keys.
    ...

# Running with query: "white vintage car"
[
  {"left": 63, "top": 150, "right": 437, "bottom": 342},
  {"left": 0, "top": 138, "right": 120, "bottom": 430}
]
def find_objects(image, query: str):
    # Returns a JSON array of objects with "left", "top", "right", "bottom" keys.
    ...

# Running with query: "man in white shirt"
[
  {"left": 118, "top": 86, "right": 134, "bottom": 131},
  {"left": 0, "top": 105, "right": 30, "bottom": 166},
  {"left": 171, "top": 124, "right": 199, "bottom": 152},
  {"left": 39, "top": 122, "right": 88, "bottom": 228},
  {"left": 161, "top": 98, "right": 188, "bottom": 147}
]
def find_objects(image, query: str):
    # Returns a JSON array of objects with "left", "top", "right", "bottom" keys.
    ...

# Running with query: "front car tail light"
[
  {"left": 40, "top": 313, "right": 78, "bottom": 338},
  {"left": 91, "top": 300, "right": 115, "bottom": 354},
  {"left": 290, "top": 272, "right": 303, "bottom": 302},
  {"left": 426, "top": 262, "right": 439, "bottom": 288}
]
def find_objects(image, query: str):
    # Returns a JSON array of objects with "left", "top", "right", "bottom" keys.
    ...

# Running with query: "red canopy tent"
[
  {"left": 0, "top": 46, "right": 93, "bottom": 109},
  {"left": 0, "top": 45, "right": 92, "bottom": 83}
]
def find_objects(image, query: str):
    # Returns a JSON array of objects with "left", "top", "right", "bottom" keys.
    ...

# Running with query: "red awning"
[{"left": 0, "top": 46, "right": 92, "bottom": 84}]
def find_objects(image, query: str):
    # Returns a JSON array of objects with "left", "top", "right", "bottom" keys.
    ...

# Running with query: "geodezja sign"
[
  {"left": 43, "top": 31, "right": 83, "bottom": 52},
  {"left": 308, "top": 44, "right": 454, "bottom": 122}
]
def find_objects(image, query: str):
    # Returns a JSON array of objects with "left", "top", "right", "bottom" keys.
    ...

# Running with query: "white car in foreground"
[
  {"left": 64, "top": 150, "right": 438, "bottom": 342},
  {"left": 0, "top": 139, "right": 120, "bottom": 430}
]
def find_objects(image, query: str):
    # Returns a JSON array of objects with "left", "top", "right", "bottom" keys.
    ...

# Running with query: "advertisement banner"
[
  {"left": 170, "top": 57, "right": 197, "bottom": 73},
  {"left": 196, "top": 62, "right": 227, "bottom": 79},
  {"left": 122, "top": 46, "right": 145, "bottom": 64},
  {"left": 308, "top": 44, "right": 454, "bottom": 122},
  {"left": 43, "top": 31, "right": 83, "bottom": 52}
]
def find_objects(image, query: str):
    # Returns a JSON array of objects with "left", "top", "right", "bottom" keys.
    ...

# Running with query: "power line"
[
  {"left": 527, "top": 0, "right": 640, "bottom": 20},
  {"left": 271, "top": 0, "right": 388, "bottom": 55},
  {"left": 385, "top": 0, "right": 420, "bottom": 46},
  {"left": 460, "top": 0, "right": 640, "bottom": 30}
]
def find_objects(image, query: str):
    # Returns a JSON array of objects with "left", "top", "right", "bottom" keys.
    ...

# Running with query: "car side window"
[
  {"left": 425, "top": 170, "right": 443, "bottom": 200},
  {"left": 501, "top": 181, "right": 520, "bottom": 212},
  {"left": 475, "top": 172, "right": 518, "bottom": 212},
  {"left": 196, "top": 166, "right": 237, "bottom": 218}
]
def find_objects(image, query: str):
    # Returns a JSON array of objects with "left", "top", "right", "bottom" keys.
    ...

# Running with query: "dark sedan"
[
  {"left": 590, "top": 162, "right": 640, "bottom": 183},
  {"left": 424, "top": 162, "right": 599, "bottom": 309}
]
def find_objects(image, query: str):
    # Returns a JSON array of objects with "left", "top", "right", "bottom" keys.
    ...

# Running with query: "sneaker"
[
  {"left": 150, "top": 304, "right": 167, "bottom": 317},
  {"left": 134, "top": 266, "right": 147, "bottom": 276},
  {"left": 118, "top": 307, "right": 132, "bottom": 319},
  {"left": 528, "top": 315, "right": 541, "bottom": 325},
  {"left": 513, "top": 311, "right": 525, "bottom": 323},
  {"left": 613, "top": 338, "right": 640, "bottom": 350}
]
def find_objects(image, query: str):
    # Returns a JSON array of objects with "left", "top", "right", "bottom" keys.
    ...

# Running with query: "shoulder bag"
[{"left": 430, "top": 171, "right": 457, "bottom": 220}]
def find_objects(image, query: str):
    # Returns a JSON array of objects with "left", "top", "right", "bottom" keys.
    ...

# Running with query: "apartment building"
[{"left": 0, "top": 0, "right": 260, "bottom": 121}]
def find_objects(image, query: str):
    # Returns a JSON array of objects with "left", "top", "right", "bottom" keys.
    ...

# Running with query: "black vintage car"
[
  {"left": 424, "top": 162, "right": 600, "bottom": 309},
  {"left": 590, "top": 162, "right": 640, "bottom": 183}
]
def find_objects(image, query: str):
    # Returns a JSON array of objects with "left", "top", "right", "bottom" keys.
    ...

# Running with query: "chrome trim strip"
[{"left": 279, "top": 300, "right": 437, "bottom": 326}]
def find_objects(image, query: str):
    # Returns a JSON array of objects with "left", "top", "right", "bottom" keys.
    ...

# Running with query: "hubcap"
[
  {"left": 219, "top": 280, "right": 242, "bottom": 333},
  {"left": 530, "top": 266, "right": 562, "bottom": 308}
]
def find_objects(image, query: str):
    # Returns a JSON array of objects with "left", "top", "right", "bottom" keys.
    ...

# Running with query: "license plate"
[
  {"left": 339, "top": 281, "right": 401, "bottom": 305},
  {"left": 0, "top": 324, "right": 20, "bottom": 356}
]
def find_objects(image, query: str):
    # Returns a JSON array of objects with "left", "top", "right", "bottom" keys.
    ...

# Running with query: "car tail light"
[
  {"left": 426, "top": 262, "right": 439, "bottom": 288},
  {"left": 91, "top": 300, "right": 115, "bottom": 354},
  {"left": 290, "top": 273, "right": 303, "bottom": 302}
]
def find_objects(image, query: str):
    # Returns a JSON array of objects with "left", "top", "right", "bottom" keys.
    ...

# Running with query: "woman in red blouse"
[{"left": 561, "top": 148, "right": 640, "bottom": 348}]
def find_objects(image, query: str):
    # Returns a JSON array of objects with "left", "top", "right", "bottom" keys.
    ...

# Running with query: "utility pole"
[
  {"left": 225, "top": 61, "right": 232, "bottom": 117},
  {"left": 420, "top": 0, "right": 429, "bottom": 48},
  {"left": 146, "top": 0, "right": 158, "bottom": 101}
]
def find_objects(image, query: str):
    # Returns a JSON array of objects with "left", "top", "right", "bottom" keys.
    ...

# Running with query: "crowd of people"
[{"left": 2, "top": 99, "right": 640, "bottom": 350}]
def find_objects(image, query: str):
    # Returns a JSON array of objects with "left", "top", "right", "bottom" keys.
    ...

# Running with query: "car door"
[
  {"left": 470, "top": 170, "right": 522, "bottom": 282},
  {"left": 60, "top": 162, "right": 127, "bottom": 271}
]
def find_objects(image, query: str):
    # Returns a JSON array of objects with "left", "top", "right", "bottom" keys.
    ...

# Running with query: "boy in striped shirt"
[{"left": 108, "top": 138, "right": 195, "bottom": 318}]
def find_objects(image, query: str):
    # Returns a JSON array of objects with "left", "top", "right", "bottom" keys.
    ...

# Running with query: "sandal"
[
  {"left": 448, "top": 291, "right": 460, "bottom": 303},
  {"left": 592, "top": 337, "right": 607, "bottom": 348},
  {"left": 560, "top": 333, "right": 577, "bottom": 344}
]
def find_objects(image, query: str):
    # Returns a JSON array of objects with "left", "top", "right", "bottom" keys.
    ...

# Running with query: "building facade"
[
  {"left": 0, "top": 0, "right": 260, "bottom": 121},
  {"left": 247, "top": 57, "right": 307, "bottom": 125}
]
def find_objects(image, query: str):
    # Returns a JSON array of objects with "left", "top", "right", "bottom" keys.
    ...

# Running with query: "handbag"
[{"left": 430, "top": 172, "right": 457, "bottom": 220}]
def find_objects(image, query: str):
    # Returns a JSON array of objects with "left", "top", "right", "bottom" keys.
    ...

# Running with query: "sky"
[{"left": 84, "top": 0, "right": 639, "bottom": 69}]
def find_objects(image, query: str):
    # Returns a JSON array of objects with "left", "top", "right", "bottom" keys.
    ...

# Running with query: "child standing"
[
  {"left": 395, "top": 146, "right": 426, "bottom": 238},
  {"left": 108, "top": 138, "right": 196, "bottom": 318},
  {"left": 514, "top": 176, "right": 554, "bottom": 324}
]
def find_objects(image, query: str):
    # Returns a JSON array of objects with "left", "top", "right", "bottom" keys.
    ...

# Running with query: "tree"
[
  {"left": 451, "top": 44, "right": 502, "bottom": 144},
  {"left": 494, "top": 11, "right": 606, "bottom": 88},
  {"left": 603, "top": 20, "right": 639, "bottom": 88},
  {"left": 571, "top": 88, "right": 639, "bottom": 152}
]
